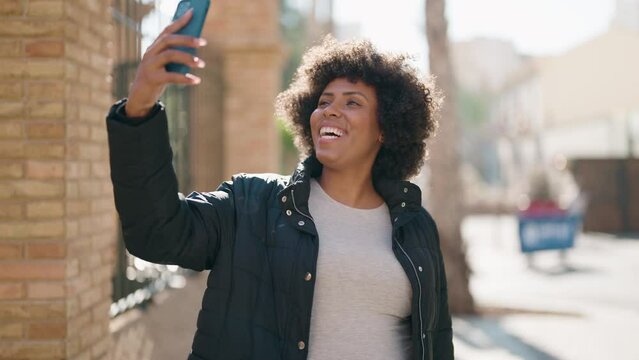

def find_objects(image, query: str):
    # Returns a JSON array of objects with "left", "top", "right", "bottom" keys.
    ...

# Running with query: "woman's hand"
[{"left": 125, "top": 8, "right": 207, "bottom": 118}]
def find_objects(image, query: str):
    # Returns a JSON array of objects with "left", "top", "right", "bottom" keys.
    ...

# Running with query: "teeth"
[{"left": 320, "top": 126, "right": 344, "bottom": 138}]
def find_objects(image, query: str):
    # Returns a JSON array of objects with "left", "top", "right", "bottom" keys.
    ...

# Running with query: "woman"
[{"left": 106, "top": 10, "right": 453, "bottom": 360}]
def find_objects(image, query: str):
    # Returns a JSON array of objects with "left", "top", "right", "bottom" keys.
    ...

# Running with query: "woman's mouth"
[{"left": 319, "top": 126, "right": 345, "bottom": 139}]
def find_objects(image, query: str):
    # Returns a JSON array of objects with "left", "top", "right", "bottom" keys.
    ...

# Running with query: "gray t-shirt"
[{"left": 307, "top": 179, "right": 413, "bottom": 360}]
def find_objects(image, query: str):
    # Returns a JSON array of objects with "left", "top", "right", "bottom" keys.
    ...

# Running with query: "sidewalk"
[{"left": 454, "top": 215, "right": 639, "bottom": 360}]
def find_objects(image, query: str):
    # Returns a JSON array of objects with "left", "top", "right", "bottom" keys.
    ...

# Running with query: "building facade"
[{"left": 0, "top": 0, "right": 283, "bottom": 359}]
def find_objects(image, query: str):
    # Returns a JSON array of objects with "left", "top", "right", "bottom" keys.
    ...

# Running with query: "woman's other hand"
[{"left": 125, "top": 8, "right": 207, "bottom": 118}]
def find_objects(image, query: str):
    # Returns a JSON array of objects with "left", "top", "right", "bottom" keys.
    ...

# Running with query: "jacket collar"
[{"left": 279, "top": 156, "right": 422, "bottom": 223}]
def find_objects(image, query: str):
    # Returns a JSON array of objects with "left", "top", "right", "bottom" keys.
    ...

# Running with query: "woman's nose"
[{"left": 323, "top": 103, "right": 340, "bottom": 118}]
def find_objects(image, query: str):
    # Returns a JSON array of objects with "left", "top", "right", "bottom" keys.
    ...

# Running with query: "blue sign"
[{"left": 518, "top": 215, "right": 581, "bottom": 253}]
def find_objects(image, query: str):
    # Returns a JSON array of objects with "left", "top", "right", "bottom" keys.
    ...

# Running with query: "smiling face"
[{"left": 310, "top": 78, "right": 382, "bottom": 174}]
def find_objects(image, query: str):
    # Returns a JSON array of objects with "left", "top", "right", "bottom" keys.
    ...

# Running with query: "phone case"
[{"left": 165, "top": 0, "right": 211, "bottom": 74}]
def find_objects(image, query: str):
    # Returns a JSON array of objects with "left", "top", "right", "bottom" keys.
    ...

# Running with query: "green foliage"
[
  {"left": 457, "top": 87, "right": 490, "bottom": 129},
  {"left": 276, "top": 116, "right": 300, "bottom": 173},
  {"left": 277, "top": 0, "right": 308, "bottom": 172},
  {"left": 280, "top": 0, "right": 309, "bottom": 88},
  {"left": 276, "top": 117, "right": 297, "bottom": 153}
]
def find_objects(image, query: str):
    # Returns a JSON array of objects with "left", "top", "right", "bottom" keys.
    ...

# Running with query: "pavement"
[{"left": 454, "top": 215, "right": 639, "bottom": 360}]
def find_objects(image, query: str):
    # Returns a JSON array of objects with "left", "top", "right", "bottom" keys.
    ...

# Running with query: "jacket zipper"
[
  {"left": 394, "top": 235, "right": 425, "bottom": 360},
  {"left": 291, "top": 189, "right": 314, "bottom": 222}
]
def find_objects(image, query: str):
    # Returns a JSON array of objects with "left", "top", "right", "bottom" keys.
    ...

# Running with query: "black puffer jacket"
[{"left": 106, "top": 100, "right": 453, "bottom": 360}]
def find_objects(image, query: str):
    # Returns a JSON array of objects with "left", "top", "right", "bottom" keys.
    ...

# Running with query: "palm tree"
[{"left": 425, "top": 0, "right": 475, "bottom": 314}]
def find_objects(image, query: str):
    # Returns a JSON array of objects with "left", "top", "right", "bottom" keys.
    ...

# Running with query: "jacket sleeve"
[
  {"left": 430, "top": 216, "right": 454, "bottom": 360},
  {"left": 106, "top": 99, "right": 235, "bottom": 271}
]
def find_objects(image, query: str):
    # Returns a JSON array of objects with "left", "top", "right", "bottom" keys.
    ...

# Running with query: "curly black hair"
[{"left": 276, "top": 37, "right": 440, "bottom": 180}]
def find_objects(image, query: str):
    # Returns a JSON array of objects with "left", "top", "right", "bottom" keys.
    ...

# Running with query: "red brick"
[
  {"left": 0, "top": 142, "right": 25, "bottom": 158},
  {"left": 66, "top": 258, "right": 79, "bottom": 278},
  {"left": 27, "top": 82, "right": 65, "bottom": 100},
  {"left": 80, "top": 321, "right": 103, "bottom": 349},
  {"left": 79, "top": 286, "right": 101, "bottom": 311},
  {"left": 28, "top": 321, "right": 66, "bottom": 339},
  {"left": 0, "top": 244, "right": 23, "bottom": 259},
  {"left": 25, "top": 40, "right": 64, "bottom": 57},
  {"left": 26, "top": 281, "right": 65, "bottom": 299},
  {"left": 27, "top": 101, "right": 64, "bottom": 119},
  {"left": 67, "top": 273, "right": 93, "bottom": 296},
  {"left": 65, "top": 220, "right": 79, "bottom": 239},
  {"left": 67, "top": 142, "right": 103, "bottom": 161},
  {"left": 78, "top": 180, "right": 102, "bottom": 197},
  {"left": 78, "top": 31, "right": 101, "bottom": 52},
  {"left": 26, "top": 123, "right": 65, "bottom": 139},
  {"left": 25, "top": 160, "right": 64, "bottom": 179},
  {"left": 0, "top": 161, "right": 23, "bottom": 178},
  {"left": 0, "top": 40, "right": 22, "bottom": 58},
  {"left": 0, "top": 282, "right": 24, "bottom": 300},
  {"left": 0, "top": 261, "right": 65, "bottom": 280},
  {"left": 0, "top": 302, "right": 65, "bottom": 320},
  {"left": 27, "top": 0, "right": 65, "bottom": 18},
  {"left": 66, "top": 200, "right": 90, "bottom": 216},
  {"left": 0, "top": 102, "right": 24, "bottom": 118},
  {"left": 0, "top": 1, "right": 23, "bottom": 16},
  {"left": 0, "top": 60, "right": 25, "bottom": 79},
  {"left": 25, "top": 219, "right": 65, "bottom": 238},
  {"left": 66, "top": 297, "right": 79, "bottom": 319},
  {"left": 26, "top": 200, "right": 64, "bottom": 219},
  {"left": 91, "top": 265, "right": 112, "bottom": 284},
  {"left": 0, "top": 340, "right": 64, "bottom": 359},
  {"left": 67, "top": 310, "right": 90, "bottom": 337},
  {"left": 68, "top": 240, "right": 90, "bottom": 258},
  {"left": 91, "top": 336, "right": 110, "bottom": 359},
  {"left": 0, "top": 203, "right": 24, "bottom": 220},
  {"left": 65, "top": 180, "right": 78, "bottom": 199},
  {"left": 26, "top": 242, "right": 66, "bottom": 259},
  {"left": 0, "top": 322, "right": 22, "bottom": 339},
  {"left": 25, "top": 143, "right": 65, "bottom": 159},
  {"left": 79, "top": 253, "right": 100, "bottom": 271},
  {"left": 89, "top": 126, "right": 107, "bottom": 143},
  {"left": 0, "top": 180, "right": 65, "bottom": 200},
  {"left": 65, "top": 161, "right": 90, "bottom": 179},
  {"left": 0, "top": 83, "right": 23, "bottom": 100},
  {"left": 90, "top": 198, "right": 113, "bottom": 213},
  {"left": 66, "top": 124, "right": 90, "bottom": 141},
  {"left": 26, "top": 59, "right": 65, "bottom": 79},
  {"left": 0, "top": 122, "right": 23, "bottom": 139},
  {"left": 67, "top": 83, "right": 90, "bottom": 102},
  {"left": 65, "top": 43, "right": 90, "bottom": 66},
  {"left": 0, "top": 20, "right": 65, "bottom": 37}
]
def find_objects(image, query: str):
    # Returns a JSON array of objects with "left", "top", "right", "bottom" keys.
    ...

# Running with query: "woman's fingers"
[
  {"left": 150, "top": 49, "right": 205, "bottom": 70},
  {"left": 145, "top": 34, "right": 206, "bottom": 57},
  {"left": 126, "top": 8, "right": 205, "bottom": 111},
  {"left": 160, "top": 72, "right": 201, "bottom": 85}
]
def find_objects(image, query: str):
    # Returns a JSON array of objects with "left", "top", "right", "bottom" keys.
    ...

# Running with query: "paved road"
[{"left": 454, "top": 215, "right": 639, "bottom": 360}]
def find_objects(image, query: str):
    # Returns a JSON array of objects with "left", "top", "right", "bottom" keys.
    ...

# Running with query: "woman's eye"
[
  {"left": 318, "top": 101, "right": 329, "bottom": 107},
  {"left": 347, "top": 100, "right": 360, "bottom": 106}
]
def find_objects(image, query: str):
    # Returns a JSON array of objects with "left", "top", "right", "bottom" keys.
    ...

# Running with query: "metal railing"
[{"left": 110, "top": 0, "right": 192, "bottom": 318}]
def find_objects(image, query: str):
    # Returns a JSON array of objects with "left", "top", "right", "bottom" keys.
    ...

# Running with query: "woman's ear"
[{"left": 378, "top": 133, "right": 384, "bottom": 143}]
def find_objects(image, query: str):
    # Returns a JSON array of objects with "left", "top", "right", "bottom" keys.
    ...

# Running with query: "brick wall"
[{"left": 0, "top": 1, "right": 116, "bottom": 359}]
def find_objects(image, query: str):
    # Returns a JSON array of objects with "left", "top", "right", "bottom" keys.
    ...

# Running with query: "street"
[{"left": 454, "top": 215, "right": 639, "bottom": 360}]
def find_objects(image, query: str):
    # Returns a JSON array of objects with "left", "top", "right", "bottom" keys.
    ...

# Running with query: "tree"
[{"left": 425, "top": 0, "right": 475, "bottom": 314}]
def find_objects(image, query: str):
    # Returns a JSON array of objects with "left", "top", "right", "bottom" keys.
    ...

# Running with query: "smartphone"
[{"left": 165, "top": 0, "right": 211, "bottom": 74}]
